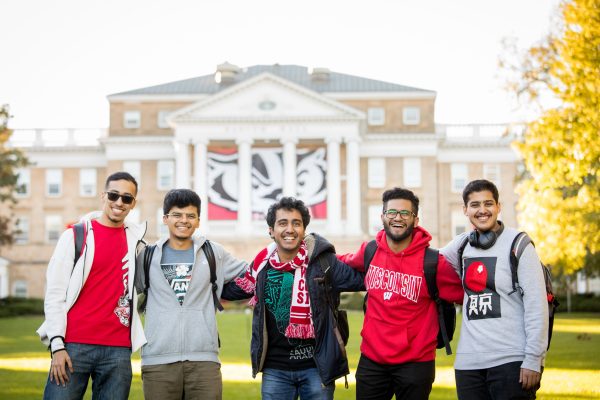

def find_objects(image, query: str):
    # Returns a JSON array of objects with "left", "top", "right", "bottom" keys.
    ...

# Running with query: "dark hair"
[
  {"left": 266, "top": 197, "right": 311, "bottom": 228},
  {"left": 462, "top": 179, "right": 499, "bottom": 205},
  {"left": 382, "top": 187, "right": 419, "bottom": 215},
  {"left": 163, "top": 189, "right": 201, "bottom": 215},
  {"left": 105, "top": 171, "right": 138, "bottom": 194}
]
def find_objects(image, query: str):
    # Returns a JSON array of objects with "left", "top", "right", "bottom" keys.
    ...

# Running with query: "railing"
[
  {"left": 436, "top": 123, "right": 525, "bottom": 141},
  {"left": 8, "top": 128, "right": 107, "bottom": 147}
]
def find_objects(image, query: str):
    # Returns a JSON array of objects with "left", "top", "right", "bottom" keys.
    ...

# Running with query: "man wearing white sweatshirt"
[{"left": 440, "top": 179, "right": 548, "bottom": 400}]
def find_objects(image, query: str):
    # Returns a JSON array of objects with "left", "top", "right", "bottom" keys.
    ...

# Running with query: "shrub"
[
  {"left": 0, "top": 297, "right": 44, "bottom": 318},
  {"left": 555, "top": 294, "right": 600, "bottom": 313}
]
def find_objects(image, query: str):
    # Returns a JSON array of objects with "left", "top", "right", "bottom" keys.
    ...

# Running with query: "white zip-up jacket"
[{"left": 37, "top": 211, "right": 148, "bottom": 353}]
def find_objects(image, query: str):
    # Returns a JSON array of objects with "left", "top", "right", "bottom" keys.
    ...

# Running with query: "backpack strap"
[
  {"left": 456, "top": 235, "right": 470, "bottom": 277},
  {"left": 202, "top": 240, "right": 223, "bottom": 312},
  {"left": 138, "top": 244, "right": 157, "bottom": 313},
  {"left": 423, "top": 248, "right": 451, "bottom": 355},
  {"left": 362, "top": 240, "right": 378, "bottom": 314},
  {"left": 72, "top": 222, "right": 86, "bottom": 268},
  {"left": 508, "top": 232, "right": 530, "bottom": 296}
]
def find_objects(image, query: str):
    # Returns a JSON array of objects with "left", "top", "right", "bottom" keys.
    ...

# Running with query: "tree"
[
  {"left": 0, "top": 105, "right": 29, "bottom": 246},
  {"left": 502, "top": 0, "right": 600, "bottom": 275}
]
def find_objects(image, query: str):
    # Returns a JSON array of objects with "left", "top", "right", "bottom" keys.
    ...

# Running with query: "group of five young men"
[{"left": 38, "top": 171, "right": 548, "bottom": 400}]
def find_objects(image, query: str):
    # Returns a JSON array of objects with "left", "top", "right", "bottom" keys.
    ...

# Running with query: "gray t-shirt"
[{"left": 161, "top": 244, "right": 195, "bottom": 305}]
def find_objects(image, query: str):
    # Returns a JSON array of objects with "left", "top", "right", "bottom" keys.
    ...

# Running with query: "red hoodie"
[{"left": 338, "top": 226, "right": 463, "bottom": 365}]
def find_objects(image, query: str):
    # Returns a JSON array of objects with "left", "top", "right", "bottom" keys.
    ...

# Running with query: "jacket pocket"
[
  {"left": 143, "top": 310, "right": 180, "bottom": 356},
  {"left": 182, "top": 309, "right": 218, "bottom": 353}
]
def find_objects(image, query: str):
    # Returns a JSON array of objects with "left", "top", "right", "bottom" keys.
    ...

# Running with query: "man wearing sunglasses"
[
  {"left": 338, "top": 187, "right": 463, "bottom": 400},
  {"left": 38, "top": 171, "right": 147, "bottom": 400}
]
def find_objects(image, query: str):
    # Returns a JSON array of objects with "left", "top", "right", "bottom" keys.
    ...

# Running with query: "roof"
[{"left": 110, "top": 64, "right": 434, "bottom": 96}]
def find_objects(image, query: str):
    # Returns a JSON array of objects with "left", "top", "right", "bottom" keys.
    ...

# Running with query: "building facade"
[{"left": 3, "top": 63, "right": 522, "bottom": 298}]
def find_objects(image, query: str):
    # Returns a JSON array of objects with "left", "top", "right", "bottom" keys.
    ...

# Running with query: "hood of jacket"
[
  {"left": 304, "top": 232, "right": 335, "bottom": 261},
  {"left": 375, "top": 225, "right": 432, "bottom": 257},
  {"left": 81, "top": 210, "right": 147, "bottom": 240}
]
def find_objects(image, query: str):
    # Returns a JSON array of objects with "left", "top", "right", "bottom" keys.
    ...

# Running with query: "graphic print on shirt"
[
  {"left": 463, "top": 257, "right": 501, "bottom": 320},
  {"left": 265, "top": 268, "right": 314, "bottom": 360},
  {"left": 114, "top": 256, "right": 130, "bottom": 327},
  {"left": 161, "top": 261, "right": 194, "bottom": 305},
  {"left": 364, "top": 263, "right": 422, "bottom": 303}
]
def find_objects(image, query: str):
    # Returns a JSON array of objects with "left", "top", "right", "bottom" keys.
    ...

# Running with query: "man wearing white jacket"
[{"left": 38, "top": 171, "right": 147, "bottom": 400}]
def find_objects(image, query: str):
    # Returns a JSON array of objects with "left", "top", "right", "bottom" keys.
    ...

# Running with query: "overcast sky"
[{"left": 1, "top": 0, "right": 560, "bottom": 129}]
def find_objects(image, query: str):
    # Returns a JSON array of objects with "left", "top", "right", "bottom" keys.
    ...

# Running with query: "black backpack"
[
  {"left": 316, "top": 254, "right": 350, "bottom": 347},
  {"left": 363, "top": 240, "right": 456, "bottom": 355},
  {"left": 138, "top": 240, "right": 222, "bottom": 313},
  {"left": 457, "top": 231, "right": 559, "bottom": 350}
]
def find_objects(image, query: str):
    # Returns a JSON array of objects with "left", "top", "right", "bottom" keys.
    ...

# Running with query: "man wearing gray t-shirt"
[
  {"left": 134, "top": 189, "right": 247, "bottom": 400},
  {"left": 440, "top": 179, "right": 548, "bottom": 400}
]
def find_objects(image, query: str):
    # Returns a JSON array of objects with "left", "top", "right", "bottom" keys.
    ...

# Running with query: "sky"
[{"left": 1, "top": 0, "right": 560, "bottom": 129}]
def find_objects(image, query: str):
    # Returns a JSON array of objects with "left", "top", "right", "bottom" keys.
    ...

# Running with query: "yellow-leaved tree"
[{"left": 503, "top": 0, "right": 599, "bottom": 277}]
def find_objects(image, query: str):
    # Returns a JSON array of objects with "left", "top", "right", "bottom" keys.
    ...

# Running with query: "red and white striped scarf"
[{"left": 235, "top": 241, "right": 314, "bottom": 339}]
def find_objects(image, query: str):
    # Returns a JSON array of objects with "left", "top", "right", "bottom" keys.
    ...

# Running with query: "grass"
[{"left": 0, "top": 312, "right": 598, "bottom": 399}]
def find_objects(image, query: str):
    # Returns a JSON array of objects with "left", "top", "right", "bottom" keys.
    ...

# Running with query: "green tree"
[
  {"left": 503, "top": 0, "right": 600, "bottom": 275},
  {"left": 0, "top": 105, "right": 29, "bottom": 246}
]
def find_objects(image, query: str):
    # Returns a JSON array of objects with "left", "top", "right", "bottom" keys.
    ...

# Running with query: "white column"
[
  {"left": 282, "top": 138, "right": 298, "bottom": 197},
  {"left": 326, "top": 137, "right": 342, "bottom": 235},
  {"left": 174, "top": 139, "right": 191, "bottom": 188},
  {"left": 345, "top": 137, "right": 362, "bottom": 235},
  {"left": 193, "top": 139, "right": 209, "bottom": 232},
  {"left": 236, "top": 138, "right": 253, "bottom": 234}
]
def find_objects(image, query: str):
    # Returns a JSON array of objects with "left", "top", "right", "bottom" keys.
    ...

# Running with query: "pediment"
[{"left": 169, "top": 72, "right": 364, "bottom": 123}]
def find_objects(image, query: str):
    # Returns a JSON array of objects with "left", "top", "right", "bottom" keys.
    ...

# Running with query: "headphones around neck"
[{"left": 468, "top": 221, "right": 504, "bottom": 249}]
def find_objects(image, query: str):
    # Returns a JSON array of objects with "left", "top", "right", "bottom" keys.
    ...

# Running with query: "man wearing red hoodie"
[{"left": 339, "top": 187, "right": 463, "bottom": 400}]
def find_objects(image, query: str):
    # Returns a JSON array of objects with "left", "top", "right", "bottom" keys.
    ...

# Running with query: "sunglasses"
[{"left": 105, "top": 191, "right": 135, "bottom": 205}]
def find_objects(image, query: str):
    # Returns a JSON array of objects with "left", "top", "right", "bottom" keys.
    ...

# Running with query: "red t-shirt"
[{"left": 65, "top": 220, "right": 131, "bottom": 347}]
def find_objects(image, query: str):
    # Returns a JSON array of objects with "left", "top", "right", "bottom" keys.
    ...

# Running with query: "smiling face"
[
  {"left": 99, "top": 179, "right": 137, "bottom": 227},
  {"left": 464, "top": 190, "right": 502, "bottom": 232},
  {"left": 269, "top": 208, "right": 306, "bottom": 262},
  {"left": 163, "top": 205, "right": 200, "bottom": 241},
  {"left": 381, "top": 198, "right": 419, "bottom": 244}
]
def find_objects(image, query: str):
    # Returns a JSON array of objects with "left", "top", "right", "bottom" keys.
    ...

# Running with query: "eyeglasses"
[
  {"left": 384, "top": 209, "right": 416, "bottom": 220},
  {"left": 165, "top": 213, "right": 198, "bottom": 221},
  {"left": 105, "top": 191, "right": 135, "bottom": 205}
]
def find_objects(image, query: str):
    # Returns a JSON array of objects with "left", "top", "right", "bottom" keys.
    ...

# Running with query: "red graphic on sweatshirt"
[{"left": 465, "top": 261, "right": 487, "bottom": 293}]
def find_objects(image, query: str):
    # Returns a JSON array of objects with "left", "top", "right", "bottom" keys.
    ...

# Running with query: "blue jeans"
[
  {"left": 43, "top": 343, "right": 132, "bottom": 400},
  {"left": 262, "top": 367, "right": 335, "bottom": 400}
]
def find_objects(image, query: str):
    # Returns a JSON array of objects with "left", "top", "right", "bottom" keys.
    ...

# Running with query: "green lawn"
[{"left": 0, "top": 312, "right": 598, "bottom": 399}]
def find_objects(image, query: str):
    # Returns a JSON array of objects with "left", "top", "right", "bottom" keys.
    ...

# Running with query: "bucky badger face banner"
[{"left": 207, "top": 147, "right": 327, "bottom": 220}]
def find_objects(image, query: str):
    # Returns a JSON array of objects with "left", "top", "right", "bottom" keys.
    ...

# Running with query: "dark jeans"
[
  {"left": 455, "top": 361, "right": 540, "bottom": 400},
  {"left": 261, "top": 367, "right": 335, "bottom": 400},
  {"left": 356, "top": 354, "right": 435, "bottom": 400},
  {"left": 43, "top": 343, "right": 132, "bottom": 400}
]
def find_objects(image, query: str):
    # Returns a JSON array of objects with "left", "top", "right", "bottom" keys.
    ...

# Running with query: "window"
[
  {"left": 368, "top": 205, "right": 383, "bottom": 235},
  {"left": 123, "top": 111, "right": 141, "bottom": 129},
  {"left": 15, "top": 168, "right": 30, "bottom": 197},
  {"left": 403, "top": 158, "right": 421, "bottom": 188},
  {"left": 46, "top": 169, "right": 62, "bottom": 197},
  {"left": 13, "top": 280, "right": 27, "bottom": 298},
  {"left": 451, "top": 163, "right": 468, "bottom": 193},
  {"left": 79, "top": 169, "right": 97, "bottom": 197},
  {"left": 403, "top": 107, "right": 421, "bottom": 125},
  {"left": 483, "top": 164, "right": 501, "bottom": 188},
  {"left": 367, "top": 107, "right": 385, "bottom": 126},
  {"left": 157, "top": 208, "right": 168, "bottom": 237},
  {"left": 14, "top": 217, "right": 29, "bottom": 245},
  {"left": 157, "top": 160, "right": 174, "bottom": 190},
  {"left": 123, "top": 161, "right": 141, "bottom": 187},
  {"left": 368, "top": 158, "right": 386, "bottom": 188},
  {"left": 157, "top": 111, "right": 171, "bottom": 129},
  {"left": 451, "top": 211, "right": 468, "bottom": 237},
  {"left": 45, "top": 215, "right": 62, "bottom": 243}
]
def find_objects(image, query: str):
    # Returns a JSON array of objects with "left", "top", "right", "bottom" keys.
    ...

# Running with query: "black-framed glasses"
[
  {"left": 105, "top": 191, "right": 135, "bottom": 205},
  {"left": 384, "top": 209, "right": 416, "bottom": 220}
]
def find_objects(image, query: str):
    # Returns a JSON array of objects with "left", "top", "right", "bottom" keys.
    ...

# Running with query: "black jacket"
[{"left": 223, "top": 233, "right": 365, "bottom": 385}]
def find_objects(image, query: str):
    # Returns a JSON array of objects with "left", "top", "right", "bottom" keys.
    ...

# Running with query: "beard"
[{"left": 384, "top": 221, "right": 415, "bottom": 243}]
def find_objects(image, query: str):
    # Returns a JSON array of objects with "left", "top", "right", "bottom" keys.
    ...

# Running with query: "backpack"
[
  {"left": 72, "top": 222, "right": 86, "bottom": 267},
  {"left": 457, "top": 231, "right": 559, "bottom": 350},
  {"left": 138, "top": 240, "right": 222, "bottom": 313},
  {"left": 363, "top": 240, "right": 456, "bottom": 355},
  {"left": 316, "top": 254, "right": 350, "bottom": 347}
]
